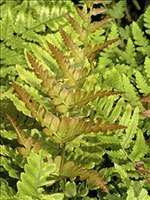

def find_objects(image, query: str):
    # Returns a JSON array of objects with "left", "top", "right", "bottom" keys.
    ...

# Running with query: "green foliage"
[
  {"left": 0, "top": 0, "right": 74, "bottom": 96},
  {"left": 16, "top": 151, "right": 56, "bottom": 198},
  {"left": 1, "top": 0, "right": 150, "bottom": 199}
]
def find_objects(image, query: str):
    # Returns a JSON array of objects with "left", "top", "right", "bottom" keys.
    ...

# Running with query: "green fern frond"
[
  {"left": 123, "top": 38, "right": 136, "bottom": 65},
  {"left": 108, "top": 1, "right": 126, "bottom": 19},
  {"left": 0, "top": 178, "right": 15, "bottom": 199},
  {"left": 109, "top": 98, "right": 125, "bottom": 123},
  {"left": 16, "top": 65, "right": 41, "bottom": 87},
  {"left": 0, "top": 145, "right": 20, "bottom": 179},
  {"left": 107, "top": 149, "right": 127, "bottom": 160},
  {"left": 134, "top": 70, "right": 150, "bottom": 95},
  {"left": 122, "top": 74, "right": 138, "bottom": 103},
  {"left": 17, "top": 151, "right": 56, "bottom": 198},
  {"left": 114, "top": 163, "right": 129, "bottom": 185},
  {"left": 144, "top": 6, "right": 150, "bottom": 35},
  {"left": 132, "top": 22, "right": 149, "bottom": 55},
  {"left": 6, "top": 93, "right": 31, "bottom": 117},
  {"left": 144, "top": 57, "right": 150, "bottom": 79},
  {"left": 122, "top": 107, "right": 139, "bottom": 149},
  {"left": 127, "top": 185, "right": 150, "bottom": 200},
  {"left": 0, "top": 6, "right": 14, "bottom": 40},
  {"left": 14, "top": 11, "right": 26, "bottom": 34},
  {"left": 130, "top": 130, "right": 149, "bottom": 161}
]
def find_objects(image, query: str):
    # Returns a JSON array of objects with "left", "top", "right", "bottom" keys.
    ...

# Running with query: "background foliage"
[{"left": 0, "top": 0, "right": 150, "bottom": 199}]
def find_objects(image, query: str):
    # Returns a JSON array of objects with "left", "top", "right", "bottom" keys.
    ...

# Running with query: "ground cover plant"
[{"left": 0, "top": 0, "right": 150, "bottom": 199}]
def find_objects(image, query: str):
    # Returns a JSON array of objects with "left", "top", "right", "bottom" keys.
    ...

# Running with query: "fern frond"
[
  {"left": 114, "top": 163, "right": 129, "bottom": 185},
  {"left": 134, "top": 70, "right": 150, "bottom": 94},
  {"left": 139, "top": 110, "right": 150, "bottom": 118},
  {"left": 17, "top": 151, "right": 57, "bottom": 198},
  {"left": 88, "top": 18, "right": 112, "bottom": 33},
  {"left": 98, "top": 135, "right": 119, "bottom": 144},
  {"left": 132, "top": 22, "right": 149, "bottom": 54},
  {"left": 144, "top": 57, "right": 150, "bottom": 79},
  {"left": 127, "top": 186, "right": 149, "bottom": 200},
  {"left": 0, "top": 178, "right": 15, "bottom": 199},
  {"left": 122, "top": 107, "right": 139, "bottom": 149},
  {"left": 47, "top": 42, "right": 86, "bottom": 87},
  {"left": 16, "top": 65, "right": 41, "bottom": 88},
  {"left": 60, "top": 29, "right": 84, "bottom": 63},
  {"left": 107, "top": 149, "right": 127, "bottom": 160},
  {"left": 61, "top": 160, "right": 109, "bottom": 193},
  {"left": 6, "top": 93, "right": 31, "bottom": 117},
  {"left": 14, "top": 11, "right": 26, "bottom": 34},
  {"left": 13, "top": 83, "right": 125, "bottom": 143},
  {"left": 0, "top": 145, "right": 20, "bottom": 179},
  {"left": 6, "top": 114, "right": 40, "bottom": 157},
  {"left": 0, "top": 7, "right": 14, "bottom": 40},
  {"left": 91, "top": 7, "right": 107, "bottom": 16},
  {"left": 130, "top": 130, "right": 149, "bottom": 161},
  {"left": 123, "top": 38, "right": 136, "bottom": 65},
  {"left": 86, "top": 38, "right": 119, "bottom": 63},
  {"left": 109, "top": 98, "right": 125, "bottom": 123},
  {"left": 122, "top": 74, "right": 138, "bottom": 103},
  {"left": 108, "top": 1, "right": 126, "bottom": 19},
  {"left": 144, "top": 6, "right": 150, "bottom": 35},
  {"left": 75, "top": 7, "right": 88, "bottom": 22},
  {"left": 26, "top": 55, "right": 122, "bottom": 113},
  {"left": 67, "top": 15, "right": 86, "bottom": 42}
]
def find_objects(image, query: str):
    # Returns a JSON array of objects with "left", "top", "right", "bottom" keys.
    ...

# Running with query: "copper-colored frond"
[
  {"left": 76, "top": 7, "right": 89, "bottom": 22},
  {"left": 60, "top": 29, "right": 84, "bottom": 62},
  {"left": 88, "top": 18, "right": 112, "bottom": 33},
  {"left": 140, "top": 96, "right": 150, "bottom": 102},
  {"left": 139, "top": 110, "right": 150, "bottom": 118},
  {"left": 87, "top": 38, "right": 119, "bottom": 62},
  {"left": 67, "top": 15, "right": 86, "bottom": 41},
  {"left": 62, "top": 161, "right": 109, "bottom": 193}
]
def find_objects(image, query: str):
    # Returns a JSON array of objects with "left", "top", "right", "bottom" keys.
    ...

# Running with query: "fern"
[
  {"left": 144, "top": 6, "right": 150, "bottom": 35},
  {"left": 144, "top": 57, "right": 150, "bottom": 79},
  {"left": 16, "top": 151, "right": 56, "bottom": 198},
  {"left": 0, "top": 6, "right": 14, "bottom": 40},
  {"left": 123, "top": 38, "right": 136, "bottom": 65},
  {"left": 134, "top": 70, "right": 150, "bottom": 95},
  {"left": 130, "top": 130, "right": 148, "bottom": 161},
  {"left": 1, "top": 0, "right": 150, "bottom": 198},
  {"left": 127, "top": 184, "right": 150, "bottom": 200},
  {"left": 122, "top": 107, "right": 139, "bottom": 149},
  {"left": 0, "top": 178, "right": 15, "bottom": 200},
  {"left": 108, "top": 1, "right": 126, "bottom": 19},
  {"left": 132, "top": 22, "right": 149, "bottom": 55}
]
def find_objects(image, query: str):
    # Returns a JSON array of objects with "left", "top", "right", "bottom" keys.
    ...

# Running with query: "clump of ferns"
[{"left": 8, "top": 0, "right": 126, "bottom": 193}]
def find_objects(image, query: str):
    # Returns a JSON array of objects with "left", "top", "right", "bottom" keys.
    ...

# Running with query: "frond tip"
[{"left": 62, "top": 160, "right": 109, "bottom": 193}]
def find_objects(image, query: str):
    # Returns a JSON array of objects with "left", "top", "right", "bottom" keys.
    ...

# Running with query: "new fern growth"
[{"left": 8, "top": 0, "right": 126, "bottom": 196}]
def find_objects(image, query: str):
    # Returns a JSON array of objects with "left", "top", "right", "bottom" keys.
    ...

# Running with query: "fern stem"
[
  {"left": 120, "top": 142, "right": 134, "bottom": 163},
  {"left": 59, "top": 143, "right": 66, "bottom": 173}
]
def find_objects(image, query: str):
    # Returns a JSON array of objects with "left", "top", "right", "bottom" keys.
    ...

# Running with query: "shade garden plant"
[{"left": 0, "top": 0, "right": 150, "bottom": 199}]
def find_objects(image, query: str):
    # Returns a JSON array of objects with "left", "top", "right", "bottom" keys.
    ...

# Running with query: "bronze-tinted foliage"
[
  {"left": 49, "top": 155, "right": 109, "bottom": 193},
  {"left": 135, "top": 161, "right": 150, "bottom": 183},
  {"left": 6, "top": 114, "right": 40, "bottom": 157},
  {"left": 139, "top": 96, "right": 150, "bottom": 118},
  {"left": 27, "top": 54, "right": 122, "bottom": 114},
  {"left": 13, "top": 83, "right": 125, "bottom": 144},
  {"left": 10, "top": 0, "right": 126, "bottom": 193},
  {"left": 61, "top": 160, "right": 109, "bottom": 193}
]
